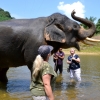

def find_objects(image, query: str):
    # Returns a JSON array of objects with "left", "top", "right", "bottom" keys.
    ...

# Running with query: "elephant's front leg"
[
  {"left": 0, "top": 68, "right": 9, "bottom": 83},
  {"left": 27, "top": 63, "right": 33, "bottom": 79}
]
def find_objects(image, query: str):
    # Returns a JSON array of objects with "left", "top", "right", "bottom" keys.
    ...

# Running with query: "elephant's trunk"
[{"left": 71, "top": 10, "right": 96, "bottom": 39}]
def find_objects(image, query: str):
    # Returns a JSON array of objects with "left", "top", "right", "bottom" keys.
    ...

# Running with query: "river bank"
[{"left": 63, "top": 49, "right": 100, "bottom": 55}]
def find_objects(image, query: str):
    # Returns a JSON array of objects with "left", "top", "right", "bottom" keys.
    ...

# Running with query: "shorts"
[{"left": 32, "top": 96, "right": 49, "bottom": 100}]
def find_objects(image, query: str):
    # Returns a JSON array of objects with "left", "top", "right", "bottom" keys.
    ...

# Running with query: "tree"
[
  {"left": 80, "top": 16, "right": 96, "bottom": 29},
  {"left": 0, "top": 8, "right": 13, "bottom": 21},
  {"left": 96, "top": 19, "right": 100, "bottom": 34}
]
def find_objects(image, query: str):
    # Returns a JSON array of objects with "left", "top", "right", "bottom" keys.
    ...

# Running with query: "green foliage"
[
  {"left": 86, "top": 16, "right": 97, "bottom": 22},
  {"left": 80, "top": 16, "right": 97, "bottom": 29},
  {"left": 96, "top": 19, "right": 100, "bottom": 34},
  {"left": 80, "top": 16, "right": 100, "bottom": 35},
  {"left": 0, "top": 8, "right": 13, "bottom": 21}
]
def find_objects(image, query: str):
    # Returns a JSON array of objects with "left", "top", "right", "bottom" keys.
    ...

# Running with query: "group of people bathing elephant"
[{"left": 30, "top": 45, "right": 81, "bottom": 100}]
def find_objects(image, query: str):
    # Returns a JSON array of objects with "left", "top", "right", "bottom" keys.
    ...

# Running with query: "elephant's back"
[{"left": 0, "top": 17, "right": 46, "bottom": 27}]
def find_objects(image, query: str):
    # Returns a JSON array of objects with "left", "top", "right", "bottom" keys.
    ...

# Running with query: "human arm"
[
  {"left": 57, "top": 52, "right": 65, "bottom": 59},
  {"left": 67, "top": 59, "right": 71, "bottom": 64},
  {"left": 71, "top": 55, "right": 80, "bottom": 63},
  {"left": 53, "top": 54, "right": 58, "bottom": 59},
  {"left": 42, "top": 74, "right": 54, "bottom": 100},
  {"left": 58, "top": 55, "right": 65, "bottom": 59},
  {"left": 67, "top": 56, "right": 72, "bottom": 64}
]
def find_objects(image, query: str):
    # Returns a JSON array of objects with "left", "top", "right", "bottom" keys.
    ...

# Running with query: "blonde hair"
[{"left": 32, "top": 55, "right": 44, "bottom": 78}]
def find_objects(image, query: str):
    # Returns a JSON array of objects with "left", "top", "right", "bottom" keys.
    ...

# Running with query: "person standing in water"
[
  {"left": 30, "top": 45, "right": 57, "bottom": 100},
  {"left": 67, "top": 48, "right": 81, "bottom": 83},
  {"left": 53, "top": 48, "right": 65, "bottom": 74}
]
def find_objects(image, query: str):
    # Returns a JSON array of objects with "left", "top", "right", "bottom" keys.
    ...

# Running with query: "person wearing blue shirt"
[{"left": 67, "top": 48, "right": 81, "bottom": 83}]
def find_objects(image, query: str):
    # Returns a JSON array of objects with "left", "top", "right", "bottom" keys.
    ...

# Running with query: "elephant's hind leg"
[{"left": 0, "top": 68, "right": 9, "bottom": 83}]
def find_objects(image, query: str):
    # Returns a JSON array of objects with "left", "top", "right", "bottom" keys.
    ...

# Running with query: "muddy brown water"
[{"left": 0, "top": 54, "right": 100, "bottom": 100}]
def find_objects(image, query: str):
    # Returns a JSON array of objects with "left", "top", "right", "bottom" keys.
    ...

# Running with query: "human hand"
[
  {"left": 72, "top": 57, "right": 75, "bottom": 60},
  {"left": 56, "top": 54, "right": 59, "bottom": 56},
  {"left": 67, "top": 60, "right": 71, "bottom": 64}
]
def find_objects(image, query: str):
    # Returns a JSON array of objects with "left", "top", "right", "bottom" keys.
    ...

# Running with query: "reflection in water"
[
  {"left": 67, "top": 87, "right": 81, "bottom": 100},
  {"left": 0, "top": 82, "right": 7, "bottom": 90},
  {"left": 0, "top": 55, "right": 100, "bottom": 100},
  {"left": 0, "top": 66, "right": 32, "bottom": 100},
  {"left": 54, "top": 73, "right": 83, "bottom": 100}
]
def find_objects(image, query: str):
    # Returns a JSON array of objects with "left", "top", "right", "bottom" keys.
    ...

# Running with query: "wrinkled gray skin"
[{"left": 0, "top": 10, "right": 96, "bottom": 82}]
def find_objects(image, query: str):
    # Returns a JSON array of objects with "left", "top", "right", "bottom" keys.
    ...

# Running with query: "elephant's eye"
[
  {"left": 73, "top": 25, "right": 77, "bottom": 28},
  {"left": 55, "top": 24, "right": 64, "bottom": 31},
  {"left": 73, "top": 25, "right": 79, "bottom": 31}
]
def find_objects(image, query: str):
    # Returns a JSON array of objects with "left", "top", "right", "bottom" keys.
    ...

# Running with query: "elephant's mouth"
[
  {"left": 66, "top": 42, "right": 80, "bottom": 51},
  {"left": 64, "top": 37, "right": 100, "bottom": 51}
]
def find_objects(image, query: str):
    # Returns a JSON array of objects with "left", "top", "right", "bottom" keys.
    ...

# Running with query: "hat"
[{"left": 38, "top": 45, "right": 53, "bottom": 57}]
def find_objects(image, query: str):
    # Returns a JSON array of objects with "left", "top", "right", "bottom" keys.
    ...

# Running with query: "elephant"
[{"left": 0, "top": 10, "right": 99, "bottom": 83}]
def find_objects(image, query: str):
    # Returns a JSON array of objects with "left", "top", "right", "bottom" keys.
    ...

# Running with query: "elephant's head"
[{"left": 44, "top": 10, "right": 99, "bottom": 52}]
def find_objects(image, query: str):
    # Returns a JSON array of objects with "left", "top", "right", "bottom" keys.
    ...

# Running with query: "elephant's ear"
[{"left": 44, "top": 18, "right": 66, "bottom": 43}]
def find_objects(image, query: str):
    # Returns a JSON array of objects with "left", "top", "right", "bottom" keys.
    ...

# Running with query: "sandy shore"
[{"left": 64, "top": 52, "right": 100, "bottom": 55}]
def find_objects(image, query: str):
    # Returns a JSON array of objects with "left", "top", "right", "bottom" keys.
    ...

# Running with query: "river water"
[{"left": 0, "top": 54, "right": 100, "bottom": 100}]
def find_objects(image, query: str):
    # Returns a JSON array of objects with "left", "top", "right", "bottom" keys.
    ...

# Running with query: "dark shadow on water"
[{"left": 0, "top": 82, "right": 7, "bottom": 90}]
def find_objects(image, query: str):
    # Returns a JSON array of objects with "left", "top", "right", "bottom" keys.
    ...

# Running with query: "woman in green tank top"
[{"left": 30, "top": 45, "right": 57, "bottom": 100}]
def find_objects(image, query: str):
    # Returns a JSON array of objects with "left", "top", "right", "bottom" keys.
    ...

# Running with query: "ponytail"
[{"left": 32, "top": 55, "right": 43, "bottom": 78}]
